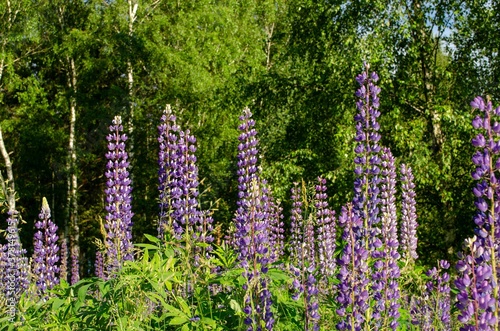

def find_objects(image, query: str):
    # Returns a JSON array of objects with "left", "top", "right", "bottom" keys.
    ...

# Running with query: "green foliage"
[{"left": 0, "top": 0, "right": 494, "bottom": 274}]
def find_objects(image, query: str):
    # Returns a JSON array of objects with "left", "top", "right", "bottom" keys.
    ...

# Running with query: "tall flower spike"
[
  {"left": 95, "top": 251, "right": 105, "bottom": 279},
  {"left": 70, "top": 242, "right": 80, "bottom": 285},
  {"left": 373, "top": 147, "right": 400, "bottom": 329},
  {"left": 32, "top": 197, "right": 60, "bottom": 294},
  {"left": 353, "top": 64, "right": 382, "bottom": 241},
  {"left": 157, "top": 106, "right": 213, "bottom": 264},
  {"left": 336, "top": 203, "right": 369, "bottom": 330},
  {"left": 3, "top": 210, "right": 28, "bottom": 315},
  {"left": 267, "top": 195, "right": 284, "bottom": 263},
  {"left": 454, "top": 96, "right": 500, "bottom": 330},
  {"left": 353, "top": 64, "right": 383, "bottom": 327},
  {"left": 289, "top": 183, "right": 320, "bottom": 331},
  {"left": 105, "top": 115, "right": 134, "bottom": 276},
  {"left": 455, "top": 236, "right": 495, "bottom": 329},
  {"left": 157, "top": 104, "right": 180, "bottom": 238},
  {"left": 234, "top": 108, "right": 274, "bottom": 330},
  {"left": 315, "top": 177, "right": 336, "bottom": 280},
  {"left": 59, "top": 238, "right": 68, "bottom": 283},
  {"left": 400, "top": 164, "right": 418, "bottom": 262},
  {"left": 289, "top": 183, "right": 304, "bottom": 266}
]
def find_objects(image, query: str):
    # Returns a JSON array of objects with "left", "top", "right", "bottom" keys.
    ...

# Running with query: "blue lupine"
[
  {"left": 157, "top": 106, "right": 213, "bottom": 263},
  {"left": 336, "top": 203, "right": 369, "bottom": 330},
  {"left": 105, "top": 115, "right": 134, "bottom": 275},
  {"left": 454, "top": 96, "right": 500, "bottom": 330},
  {"left": 375, "top": 147, "right": 400, "bottom": 329},
  {"left": 3, "top": 210, "right": 28, "bottom": 315},
  {"left": 352, "top": 64, "right": 383, "bottom": 327},
  {"left": 95, "top": 251, "right": 105, "bottom": 279},
  {"left": 289, "top": 183, "right": 320, "bottom": 330},
  {"left": 59, "top": 238, "right": 68, "bottom": 283},
  {"left": 32, "top": 197, "right": 60, "bottom": 294},
  {"left": 235, "top": 107, "right": 274, "bottom": 330},
  {"left": 70, "top": 243, "right": 80, "bottom": 285},
  {"left": 315, "top": 177, "right": 336, "bottom": 279},
  {"left": 400, "top": 164, "right": 418, "bottom": 262}
]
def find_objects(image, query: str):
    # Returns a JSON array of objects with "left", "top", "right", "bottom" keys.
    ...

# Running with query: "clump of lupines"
[
  {"left": 3, "top": 210, "right": 28, "bottom": 314},
  {"left": 104, "top": 115, "right": 134, "bottom": 275},
  {"left": 289, "top": 183, "right": 320, "bottom": 331},
  {"left": 157, "top": 105, "right": 214, "bottom": 263},
  {"left": 375, "top": 147, "right": 400, "bottom": 329},
  {"left": 454, "top": 96, "right": 500, "bottom": 330},
  {"left": 400, "top": 163, "right": 418, "bottom": 262},
  {"left": 32, "top": 197, "right": 60, "bottom": 294},
  {"left": 234, "top": 107, "right": 274, "bottom": 330}
]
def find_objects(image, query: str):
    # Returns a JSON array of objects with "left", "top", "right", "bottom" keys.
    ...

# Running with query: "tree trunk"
[
  {"left": 127, "top": 0, "right": 138, "bottom": 160},
  {"left": 0, "top": 127, "right": 15, "bottom": 211},
  {"left": 65, "top": 56, "right": 80, "bottom": 282}
]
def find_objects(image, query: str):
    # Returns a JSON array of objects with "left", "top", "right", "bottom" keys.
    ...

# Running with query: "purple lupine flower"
[
  {"left": 3, "top": 210, "right": 28, "bottom": 315},
  {"left": 352, "top": 64, "right": 383, "bottom": 327},
  {"left": 336, "top": 203, "right": 369, "bottom": 331},
  {"left": 95, "top": 251, "right": 105, "bottom": 279},
  {"left": 353, "top": 64, "right": 382, "bottom": 241},
  {"left": 456, "top": 238, "right": 496, "bottom": 330},
  {"left": 32, "top": 197, "right": 60, "bottom": 294},
  {"left": 429, "top": 260, "right": 451, "bottom": 329},
  {"left": 400, "top": 164, "right": 418, "bottom": 262},
  {"left": 411, "top": 260, "right": 451, "bottom": 330},
  {"left": 105, "top": 115, "right": 134, "bottom": 276},
  {"left": 157, "top": 105, "right": 180, "bottom": 238},
  {"left": 288, "top": 183, "right": 320, "bottom": 330},
  {"left": 373, "top": 147, "right": 400, "bottom": 329},
  {"left": 59, "top": 238, "right": 68, "bottom": 283},
  {"left": 454, "top": 96, "right": 500, "bottom": 330},
  {"left": 70, "top": 242, "right": 80, "bottom": 285},
  {"left": 267, "top": 195, "right": 284, "bottom": 263},
  {"left": 289, "top": 183, "right": 304, "bottom": 266},
  {"left": 169, "top": 128, "right": 201, "bottom": 238},
  {"left": 0, "top": 243, "right": 6, "bottom": 292},
  {"left": 234, "top": 107, "right": 273, "bottom": 330},
  {"left": 315, "top": 177, "right": 336, "bottom": 280},
  {"left": 157, "top": 106, "right": 213, "bottom": 263}
]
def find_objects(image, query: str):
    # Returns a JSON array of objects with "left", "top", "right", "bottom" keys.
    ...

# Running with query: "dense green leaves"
[{"left": 0, "top": 0, "right": 493, "bottom": 271}]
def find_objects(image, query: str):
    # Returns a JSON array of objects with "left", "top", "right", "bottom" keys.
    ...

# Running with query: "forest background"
[{"left": 0, "top": 0, "right": 495, "bottom": 277}]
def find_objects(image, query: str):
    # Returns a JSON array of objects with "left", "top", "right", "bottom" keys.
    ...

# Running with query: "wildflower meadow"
[{"left": 0, "top": 63, "right": 498, "bottom": 330}]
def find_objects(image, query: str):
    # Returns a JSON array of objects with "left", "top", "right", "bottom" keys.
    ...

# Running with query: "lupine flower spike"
[
  {"left": 32, "top": 197, "right": 60, "bottom": 294},
  {"left": 336, "top": 203, "right": 369, "bottom": 330},
  {"left": 400, "top": 164, "right": 418, "bottom": 263},
  {"left": 376, "top": 147, "right": 400, "bottom": 329},
  {"left": 455, "top": 96, "right": 500, "bottom": 330},
  {"left": 59, "top": 238, "right": 68, "bottom": 283},
  {"left": 105, "top": 115, "right": 134, "bottom": 276},
  {"left": 3, "top": 210, "right": 28, "bottom": 315},
  {"left": 235, "top": 107, "right": 274, "bottom": 330},
  {"left": 352, "top": 63, "right": 383, "bottom": 327},
  {"left": 289, "top": 183, "right": 320, "bottom": 331}
]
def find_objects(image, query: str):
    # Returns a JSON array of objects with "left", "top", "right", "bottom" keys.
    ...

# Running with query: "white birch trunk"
[
  {"left": 0, "top": 127, "right": 15, "bottom": 211},
  {"left": 65, "top": 56, "right": 79, "bottom": 280}
]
